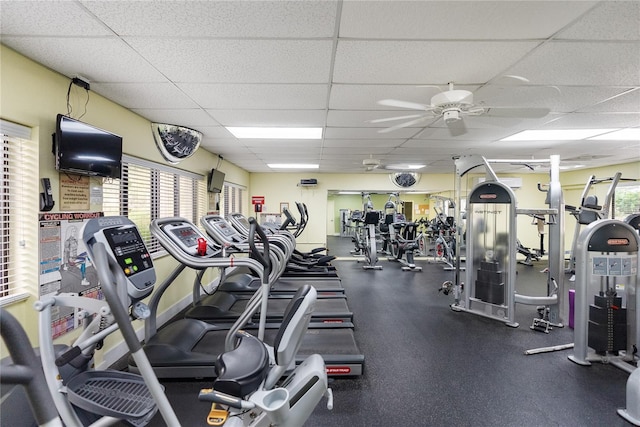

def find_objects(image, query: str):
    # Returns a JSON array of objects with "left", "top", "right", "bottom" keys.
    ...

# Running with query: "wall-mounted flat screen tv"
[
  {"left": 208, "top": 168, "right": 226, "bottom": 193},
  {"left": 53, "top": 114, "right": 123, "bottom": 179}
]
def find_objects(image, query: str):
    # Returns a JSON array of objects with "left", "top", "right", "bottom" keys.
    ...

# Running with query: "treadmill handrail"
[{"left": 151, "top": 217, "right": 265, "bottom": 277}]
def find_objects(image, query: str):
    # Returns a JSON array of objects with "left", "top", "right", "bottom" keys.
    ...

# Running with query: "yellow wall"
[{"left": 0, "top": 45, "right": 249, "bottom": 363}]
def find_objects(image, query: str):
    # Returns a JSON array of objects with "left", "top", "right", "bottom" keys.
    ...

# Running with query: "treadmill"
[
  {"left": 226, "top": 211, "right": 340, "bottom": 279},
  {"left": 142, "top": 216, "right": 364, "bottom": 377},
  {"left": 151, "top": 217, "right": 352, "bottom": 323},
  {"left": 202, "top": 214, "right": 345, "bottom": 295}
]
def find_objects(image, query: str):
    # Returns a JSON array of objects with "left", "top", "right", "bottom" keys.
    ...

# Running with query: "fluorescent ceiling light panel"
[
  {"left": 227, "top": 127, "right": 322, "bottom": 139},
  {"left": 588, "top": 128, "right": 640, "bottom": 140},
  {"left": 268, "top": 163, "right": 319, "bottom": 169},
  {"left": 385, "top": 163, "right": 426, "bottom": 170},
  {"left": 501, "top": 129, "right": 619, "bottom": 141}
]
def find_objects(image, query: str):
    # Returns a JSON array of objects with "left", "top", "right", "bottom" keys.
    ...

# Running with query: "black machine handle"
[
  {"left": 0, "top": 308, "right": 61, "bottom": 425},
  {"left": 248, "top": 217, "right": 271, "bottom": 279}
]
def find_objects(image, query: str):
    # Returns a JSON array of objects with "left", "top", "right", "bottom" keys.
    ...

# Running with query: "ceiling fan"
[{"left": 371, "top": 78, "right": 552, "bottom": 136}]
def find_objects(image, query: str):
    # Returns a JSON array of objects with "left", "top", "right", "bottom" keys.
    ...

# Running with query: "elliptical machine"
[
  {"left": 32, "top": 216, "right": 332, "bottom": 426},
  {"left": 352, "top": 193, "right": 382, "bottom": 270}
]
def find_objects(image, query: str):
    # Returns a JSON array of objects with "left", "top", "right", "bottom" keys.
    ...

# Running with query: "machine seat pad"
[{"left": 213, "top": 331, "right": 269, "bottom": 398}]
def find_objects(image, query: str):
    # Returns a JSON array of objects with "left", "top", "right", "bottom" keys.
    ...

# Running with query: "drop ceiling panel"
[
  {"left": 578, "top": 89, "right": 640, "bottom": 113},
  {"left": 327, "top": 110, "right": 422, "bottom": 128},
  {"left": 339, "top": 1, "right": 596, "bottom": 40},
  {"left": 1, "top": 1, "right": 111, "bottom": 36},
  {"left": 1, "top": 37, "right": 167, "bottom": 83},
  {"left": 131, "top": 109, "right": 221, "bottom": 127},
  {"left": 242, "top": 140, "right": 322, "bottom": 150},
  {"left": 557, "top": 1, "right": 640, "bottom": 41},
  {"left": 333, "top": 40, "right": 541, "bottom": 84},
  {"left": 91, "top": 83, "right": 200, "bottom": 109},
  {"left": 506, "top": 41, "right": 640, "bottom": 86},
  {"left": 200, "top": 142, "right": 250, "bottom": 155},
  {"left": 325, "top": 127, "right": 418, "bottom": 139},
  {"left": 182, "top": 84, "right": 328, "bottom": 109},
  {"left": 84, "top": 1, "right": 339, "bottom": 38},
  {"left": 321, "top": 147, "right": 392, "bottom": 156},
  {"left": 322, "top": 139, "right": 406, "bottom": 148},
  {"left": 210, "top": 110, "right": 326, "bottom": 127},
  {"left": 538, "top": 113, "right": 640, "bottom": 129},
  {"left": 124, "top": 38, "right": 334, "bottom": 83}
]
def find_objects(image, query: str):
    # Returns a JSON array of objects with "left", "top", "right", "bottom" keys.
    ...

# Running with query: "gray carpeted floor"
[{"left": 140, "top": 235, "right": 633, "bottom": 426}]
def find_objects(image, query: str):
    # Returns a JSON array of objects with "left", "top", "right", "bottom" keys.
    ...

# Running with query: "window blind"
[
  {"left": 0, "top": 121, "right": 38, "bottom": 306},
  {"left": 221, "top": 183, "right": 245, "bottom": 218},
  {"left": 103, "top": 155, "right": 207, "bottom": 256}
]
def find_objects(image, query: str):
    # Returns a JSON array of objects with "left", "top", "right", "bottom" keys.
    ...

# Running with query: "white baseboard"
[{"left": 97, "top": 293, "right": 192, "bottom": 370}]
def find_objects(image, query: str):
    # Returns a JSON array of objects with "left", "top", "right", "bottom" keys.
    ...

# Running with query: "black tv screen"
[
  {"left": 54, "top": 114, "right": 122, "bottom": 179},
  {"left": 208, "top": 168, "right": 225, "bottom": 193}
]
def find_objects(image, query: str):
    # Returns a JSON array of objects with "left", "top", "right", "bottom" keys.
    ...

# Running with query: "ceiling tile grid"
[{"left": 1, "top": 0, "right": 638, "bottom": 174}]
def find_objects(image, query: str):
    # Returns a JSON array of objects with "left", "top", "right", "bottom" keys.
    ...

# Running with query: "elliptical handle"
[{"left": 248, "top": 217, "right": 271, "bottom": 279}]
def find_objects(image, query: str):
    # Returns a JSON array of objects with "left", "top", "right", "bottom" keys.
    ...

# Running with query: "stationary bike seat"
[{"left": 213, "top": 331, "right": 269, "bottom": 398}]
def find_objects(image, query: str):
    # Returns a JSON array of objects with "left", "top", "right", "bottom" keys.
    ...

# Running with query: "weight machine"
[
  {"left": 567, "top": 219, "right": 640, "bottom": 425},
  {"left": 448, "top": 155, "right": 565, "bottom": 330},
  {"left": 565, "top": 172, "right": 624, "bottom": 276}
]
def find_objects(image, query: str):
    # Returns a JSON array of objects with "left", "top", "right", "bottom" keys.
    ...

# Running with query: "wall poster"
[{"left": 39, "top": 211, "right": 103, "bottom": 338}]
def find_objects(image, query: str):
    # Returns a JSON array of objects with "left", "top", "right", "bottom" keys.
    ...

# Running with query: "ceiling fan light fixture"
[{"left": 443, "top": 109, "right": 462, "bottom": 124}]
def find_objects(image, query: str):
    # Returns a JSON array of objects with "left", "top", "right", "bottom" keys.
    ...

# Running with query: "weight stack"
[
  {"left": 588, "top": 294, "right": 627, "bottom": 354},
  {"left": 475, "top": 261, "right": 505, "bottom": 305}
]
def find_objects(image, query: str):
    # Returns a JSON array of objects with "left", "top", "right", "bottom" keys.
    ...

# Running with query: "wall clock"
[{"left": 390, "top": 172, "right": 420, "bottom": 188}]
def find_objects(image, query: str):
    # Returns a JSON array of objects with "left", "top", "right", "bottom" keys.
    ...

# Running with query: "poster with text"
[{"left": 39, "top": 212, "right": 103, "bottom": 338}]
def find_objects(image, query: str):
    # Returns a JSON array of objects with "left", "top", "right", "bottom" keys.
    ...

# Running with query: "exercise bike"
[{"left": 387, "top": 221, "right": 423, "bottom": 272}]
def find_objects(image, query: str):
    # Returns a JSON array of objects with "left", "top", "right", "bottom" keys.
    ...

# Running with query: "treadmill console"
[
  {"left": 163, "top": 222, "right": 216, "bottom": 256},
  {"left": 213, "top": 218, "right": 238, "bottom": 238},
  {"left": 230, "top": 214, "right": 250, "bottom": 230},
  {"left": 82, "top": 217, "right": 156, "bottom": 301}
]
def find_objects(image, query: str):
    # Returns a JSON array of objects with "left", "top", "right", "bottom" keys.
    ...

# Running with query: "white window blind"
[
  {"left": 103, "top": 155, "right": 207, "bottom": 255},
  {"left": 0, "top": 122, "right": 38, "bottom": 306},
  {"left": 222, "top": 183, "right": 245, "bottom": 218}
]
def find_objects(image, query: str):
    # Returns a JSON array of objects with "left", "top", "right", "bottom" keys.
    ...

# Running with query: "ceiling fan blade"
[
  {"left": 378, "top": 116, "right": 431, "bottom": 133},
  {"left": 446, "top": 117, "right": 467, "bottom": 136},
  {"left": 494, "top": 74, "right": 531, "bottom": 85},
  {"left": 369, "top": 114, "right": 424, "bottom": 124},
  {"left": 378, "top": 99, "right": 431, "bottom": 111},
  {"left": 482, "top": 107, "right": 550, "bottom": 118}
]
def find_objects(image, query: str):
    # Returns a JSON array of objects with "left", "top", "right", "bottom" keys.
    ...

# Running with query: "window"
[
  {"left": 0, "top": 120, "right": 38, "bottom": 306},
  {"left": 103, "top": 155, "right": 207, "bottom": 255},
  {"left": 614, "top": 183, "right": 640, "bottom": 220},
  {"left": 221, "top": 182, "right": 245, "bottom": 218}
]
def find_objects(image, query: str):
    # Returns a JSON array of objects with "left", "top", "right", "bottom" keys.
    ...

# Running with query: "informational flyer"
[
  {"left": 39, "top": 212, "right": 103, "bottom": 338},
  {"left": 59, "top": 174, "right": 90, "bottom": 211},
  {"left": 591, "top": 254, "right": 637, "bottom": 277}
]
